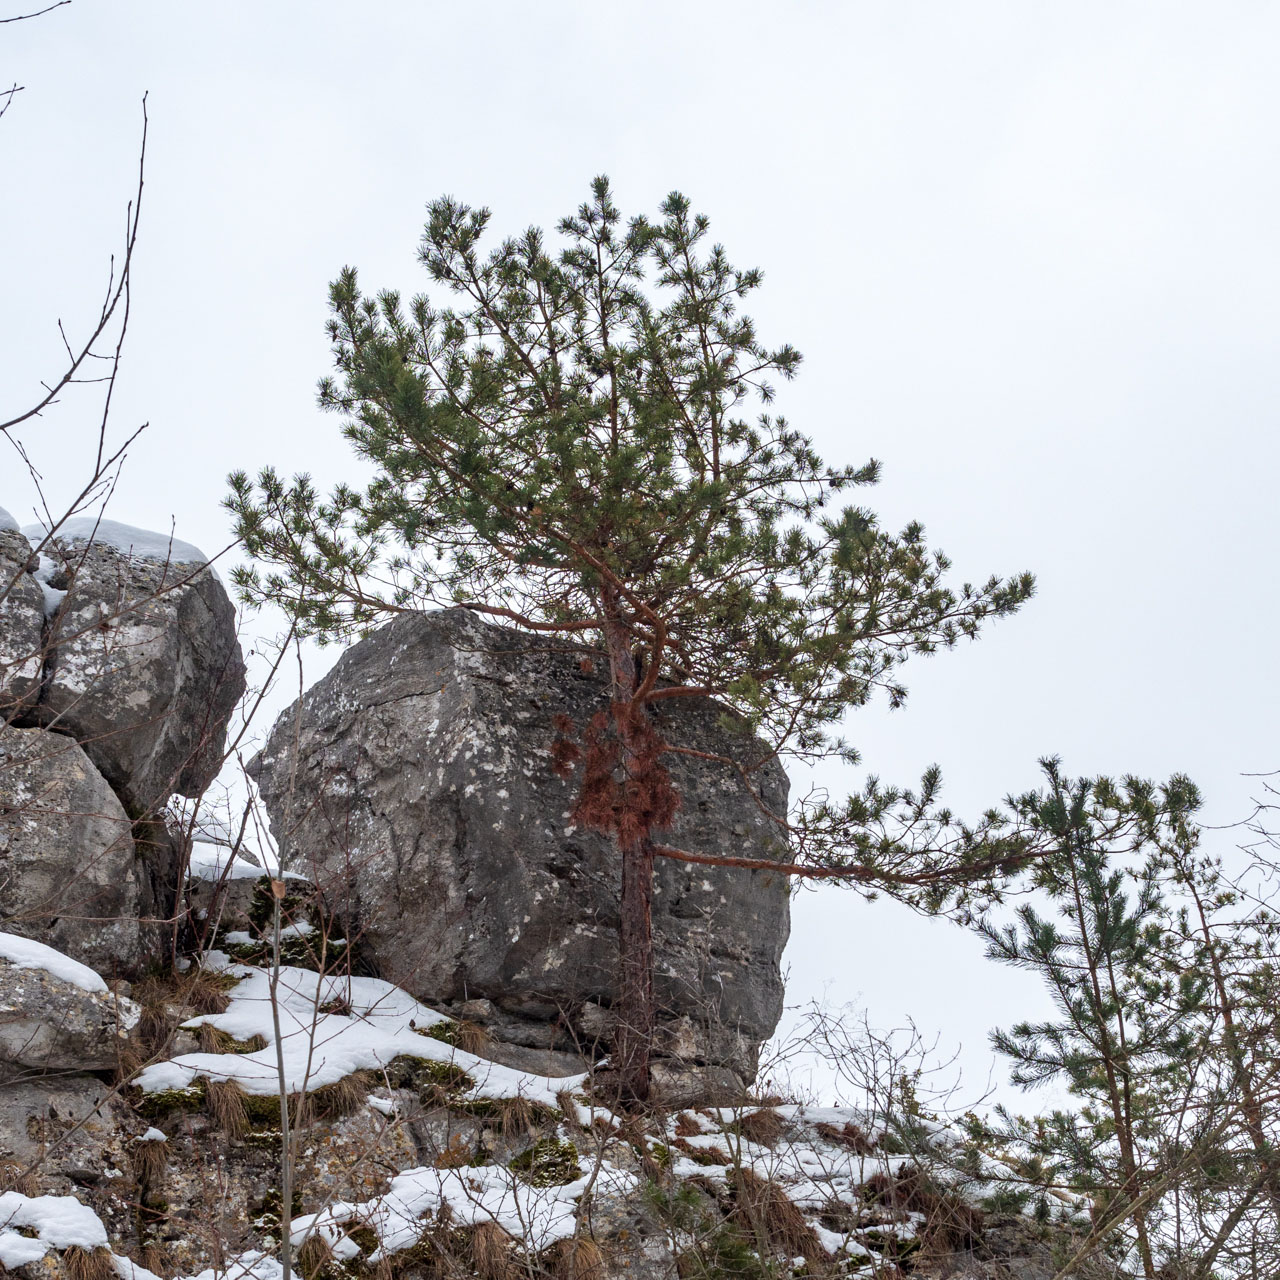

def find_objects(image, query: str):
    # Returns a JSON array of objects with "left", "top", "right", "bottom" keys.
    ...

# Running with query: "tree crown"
[{"left": 227, "top": 177, "right": 1033, "bottom": 763}]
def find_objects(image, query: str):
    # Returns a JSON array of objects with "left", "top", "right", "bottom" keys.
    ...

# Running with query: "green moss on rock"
[
  {"left": 134, "top": 1079, "right": 207, "bottom": 1118},
  {"left": 509, "top": 1138, "right": 581, "bottom": 1187}
]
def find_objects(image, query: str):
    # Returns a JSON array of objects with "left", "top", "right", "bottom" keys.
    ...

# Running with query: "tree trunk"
[
  {"left": 615, "top": 832, "right": 655, "bottom": 1105},
  {"left": 599, "top": 588, "right": 658, "bottom": 1108}
]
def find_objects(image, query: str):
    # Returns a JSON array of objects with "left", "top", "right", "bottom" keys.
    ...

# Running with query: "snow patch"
[
  {"left": 291, "top": 1160, "right": 639, "bottom": 1258},
  {"left": 188, "top": 840, "right": 268, "bottom": 883},
  {"left": 184, "top": 1251, "right": 284, "bottom": 1280},
  {"left": 0, "top": 1191, "right": 109, "bottom": 1268},
  {"left": 133, "top": 963, "right": 585, "bottom": 1109},
  {"left": 22, "top": 516, "right": 208, "bottom": 566},
  {"left": 29, "top": 553, "right": 66, "bottom": 617},
  {"left": 0, "top": 932, "right": 108, "bottom": 993},
  {"left": 0, "top": 506, "right": 19, "bottom": 534}
]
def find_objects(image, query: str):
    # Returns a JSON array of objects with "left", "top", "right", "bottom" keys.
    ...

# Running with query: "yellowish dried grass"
[
  {"left": 63, "top": 1246, "right": 118, "bottom": 1280},
  {"left": 543, "top": 1235, "right": 605, "bottom": 1280},
  {"left": 468, "top": 1220, "right": 517, "bottom": 1280},
  {"left": 205, "top": 1079, "right": 249, "bottom": 1139}
]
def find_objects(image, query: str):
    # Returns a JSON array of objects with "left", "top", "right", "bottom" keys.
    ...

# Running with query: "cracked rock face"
[
  {"left": 0, "top": 724, "right": 148, "bottom": 975},
  {"left": 0, "top": 530, "right": 44, "bottom": 719},
  {"left": 251, "top": 608, "right": 791, "bottom": 1083},
  {"left": 15, "top": 539, "right": 246, "bottom": 814},
  {"left": 0, "top": 958, "right": 140, "bottom": 1074}
]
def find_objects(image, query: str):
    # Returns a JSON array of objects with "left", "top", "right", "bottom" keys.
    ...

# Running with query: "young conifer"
[
  {"left": 980, "top": 761, "right": 1280, "bottom": 1279},
  {"left": 227, "top": 179, "right": 1035, "bottom": 1103}
]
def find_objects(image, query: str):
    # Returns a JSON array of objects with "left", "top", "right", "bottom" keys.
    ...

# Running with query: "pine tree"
[
  {"left": 980, "top": 761, "right": 1280, "bottom": 1279},
  {"left": 227, "top": 178, "right": 1035, "bottom": 1104}
]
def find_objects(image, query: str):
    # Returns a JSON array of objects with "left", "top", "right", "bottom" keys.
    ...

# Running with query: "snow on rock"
[
  {"left": 133, "top": 963, "right": 586, "bottom": 1109},
  {"left": 29, "top": 553, "right": 66, "bottom": 617},
  {"left": 0, "top": 1188, "right": 279, "bottom": 1280},
  {"left": 188, "top": 840, "right": 269, "bottom": 883},
  {"left": 140, "top": 1128, "right": 167, "bottom": 1143},
  {"left": 21, "top": 516, "right": 208, "bottom": 566},
  {"left": 0, "top": 506, "right": 19, "bottom": 534},
  {"left": 291, "top": 1160, "right": 639, "bottom": 1259},
  {"left": 184, "top": 1250, "right": 284, "bottom": 1280},
  {"left": 0, "top": 1191, "right": 109, "bottom": 1268},
  {"left": 0, "top": 930, "right": 141, "bottom": 1072},
  {"left": 14, "top": 519, "right": 244, "bottom": 814},
  {"left": 0, "top": 931, "right": 108, "bottom": 994}
]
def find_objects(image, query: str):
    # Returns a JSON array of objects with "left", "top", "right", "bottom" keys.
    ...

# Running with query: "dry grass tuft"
[
  {"left": 131, "top": 978, "right": 179, "bottom": 1059},
  {"left": 205, "top": 1078, "right": 250, "bottom": 1139},
  {"left": 735, "top": 1108, "right": 785, "bottom": 1149},
  {"left": 297, "top": 1231, "right": 334, "bottom": 1280},
  {"left": 140, "top": 1243, "right": 172, "bottom": 1278},
  {"left": 555, "top": 1089, "right": 586, "bottom": 1136},
  {"left": 0, "top": 1158, "right": 39, "bottom": 1197},
  {"left": 114, "top": 1039, "right": 149, "bottom": 1085},
  {"left": 183, "top": 969, "right": 236, "bottom": 1015},
  {"left": 671, "top": 1136, "right": 732, "bottom": 1167},
  {"left": 673, "top": 1112, "right": 702, "bottom": 1138},
  {"left": 454, "top": 1019, "right": 489, "bottom": 1056},
  {"left": 310, "top": 1071, "right": 376, "bottom": 1121},
  {"left": 733, "top": 1168, "right": 828, "bottom": 1265},
  {"left": 863, "top": 1167, "right": 984, "bottom": 1254},
  {"left": 197, "top": 1023, "right": 230, "bottom": 1054},
  {"left": 131, "top": 1133, "right": 168, "bottom": 1185},
  {"left": 468, "top": 1220, "right": 517, "bottom": 1280},
  {"left": 499, "top": 1094, "right": 537, "bottom": 1137},
  {"left": 543, "top": 1235, "right": 605, "bottom": 1280},
  {"left": 816, "top": 1119, "right": 878, "bottom": 1155},
  {"left": 197, "top": 1024, "right": 267, "bottom": 1055},
  {"left": 63, "top": 1246, "right": 118, "bottom": 1280}
]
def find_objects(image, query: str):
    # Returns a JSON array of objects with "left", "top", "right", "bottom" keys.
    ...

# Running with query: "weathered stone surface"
[
  {"left": 251, "top": 607, "right": 791, "bottom": 1082},
  {"left": 0, "top": 529, "right": 44, "bottom": 720},
  {"left": 0, "top": 1073, "right": 123, "bottom": 1171},
  {"left": 0, "top": 959, "right": 140, "bottom": 1073},
  {"left": 0, "top": 724, "right": 147, "bottom": 974},
  {"left": 34, "top": 538, "right": 245, "bottom": 814}
]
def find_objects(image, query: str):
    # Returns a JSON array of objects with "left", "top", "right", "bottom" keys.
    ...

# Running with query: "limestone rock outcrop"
[
  {"left": 28, "top": 534, "right": 246, "bottom": 814},
  {"left": 0, "top": 529, "right": 44, "bottom": 719},
  {"left": 0, "top": 954, "right": 140, "bottom": 1075},
  {"left": 0, "top": 516, "right": 246, "bottom": 976},
  {"left": 0, "top": 724, "right": 148, "bottom": 974},
  {"left": 251, "top": 607, "right": 792, "bottom": 1087}
]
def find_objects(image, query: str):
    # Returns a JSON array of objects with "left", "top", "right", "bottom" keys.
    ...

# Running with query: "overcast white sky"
[{"left": 3, "top": 1, "right": 1278, "bottom": 1107}]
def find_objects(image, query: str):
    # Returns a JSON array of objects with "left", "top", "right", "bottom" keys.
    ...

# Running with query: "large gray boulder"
[
  {"left": 0, "top": 945, "right": 140, "bottom": 1074},
  {"left": 252, "top": 608, "right": 791, "bottom": 1082},
  {"left": 27, "top": 527, "right": 246, "bottom": 814},
  {"left": 0, "top": 529, "right": 45, "bottom": 720},
  {"left": 0, "top": 724, "right": 149, "bottom": 975}
]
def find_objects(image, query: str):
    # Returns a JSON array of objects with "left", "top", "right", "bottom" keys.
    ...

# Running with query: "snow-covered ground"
[
  {"left": 3, "top": 935, "right": 1056, "bottom": 1280},
  {"left": 134, "top": 959, "right": 586, "bottom": 1110}
]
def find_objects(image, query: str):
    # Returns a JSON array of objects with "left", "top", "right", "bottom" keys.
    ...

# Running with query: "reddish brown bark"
[
  {"left": 615, "top": 831, "right": 656, "bottom": 1105},
  {"left": 563, "top": 588, "right": 680, "bottom": 1108}
]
